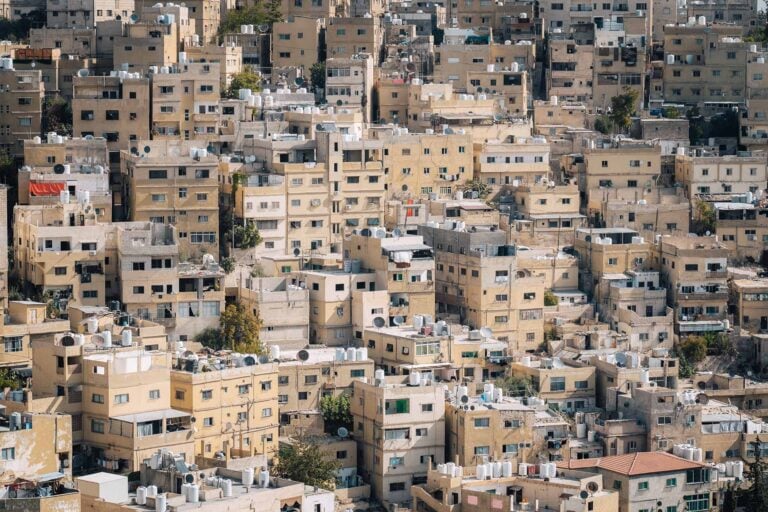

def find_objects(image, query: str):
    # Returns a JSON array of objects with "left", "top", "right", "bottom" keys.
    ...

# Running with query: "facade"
[
  {"left": 509, "top": 356, "right": 597, "bottom": 412},
  {"left": 0, "top": 66, "right": 44, "bottom": 158},
  {"left": 675, "top": 151, "right": 767, "bottom": 199}
]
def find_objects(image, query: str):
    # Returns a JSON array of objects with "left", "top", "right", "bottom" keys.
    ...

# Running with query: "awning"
[
  {"left": 112, "top": 409, "right": 190, "bottom": 424},
  {"left": 36, "top": 472, "right": 65, "bottom": 482},
  {"left": 30, "top": 181, "right": 66, "bottom": 196}
]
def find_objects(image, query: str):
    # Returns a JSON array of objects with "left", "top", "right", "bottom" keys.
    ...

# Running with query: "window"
[
  {"left": 305, "top": 375, "right": 318, "bottom": 385},
  {"left": 3, "top": 337, "right": 22, "bottom": 353},
  {"left": 238, "top": 384, "right": 250, "bottom": 394},
  {"left": 384, "top": 428, "right": 410, "bottom": 439},
  {"left": 0, "top": 448, "right": 15, "bottom": 460},
  {"left": 638, "top": 481, "right": 649, "bottom": 491},
  {"left": 474, "top": 446, "right": 490, "bottom": 455},
  {"left": 92, "top": 393, "right": 104, "bottom": 404},
  {"left": 114, "top": 393, "right": 129, "bottom": 404},
  {"left": 474, "top": 418, "right": 490, "bottom": 428},
  {"left": 575, "top": 380, "right": 589, "bottom": 389},
  {"left": 351, "top": 369, "right": 365, "bottom": 378},
  {"left": 389, "top": 456, "right": 405, "bottom": 467},
  {"left": 665, "top": 478, "right": 677, "bottom": 487},
  {"left": 149, "top": 389, "right": 160, "bottom": 400},
  {"left": 262, "top": 407, "right": 272, "bottom": 417},
  {"left": 91, "top": 419, "right": 105, "bottom": 433},
  {"left": 203, "top": 417, "right": 214, "bottom": 427},
  {"left": 550, "top": 377, "right": 565, "bottom": 392},
  {"left": 658, "top": 416, "right": 672, "bottom": 425},
  {"left": 684, "top": 494, "right": 709, "bottom": 511},
  {"left": 385, "top": 399, "right": 410, "bottom": 414},
  {"left": 175, "top": 390, "right": 185, "bottom": 400},
  {"left": 685, "top": 468, "right": 710, "bottom": 484},
  {"left": 389, "top": 482, "right": 406, "bottom": 492},
  {"left": 202, "top": 390, "right": 213, "bottom": 400},
  {"left": 298, "top": 392, "right": 308, "bottom": 400},
  {"left": 149, "top": 170, "right": 167, "bottom": 179},
  {"left": 421, "top": 403, "right": 433, "bottom": 412}
]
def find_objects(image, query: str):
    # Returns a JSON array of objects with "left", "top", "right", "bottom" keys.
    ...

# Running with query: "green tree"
[
  {"left": 544, "top": 290, "right": 559, "bottom": 307},
  {"left": 220, "top": 303, "right": 263, "bottom": 353},
  {"left": 593, "top": 115, "right": 612, "bottom": 134},
  {"left": 194, "top": 327, "right": 222, "bottom": 349},
  {"left": 686, "top": 106, "right": 705, "bottom": 145},
  {"left": 463, "top": 178, "right": 491, "bottom": 199},
  {"left": 42, "top": 95, "right": 73, "bottom": 135},
  {"left": 0, "top": 9, "right": 45, "bottom": 40},
  {"left": 740, "top": 438, "right": 768, "bottom": 509},
  {"left": 678, "top": 336, "right": 707, "bottom": 366},
  {"left": 495, "top": 375, "right": 532, "bottom": 397},
  {"left": 223, "top": 66, "right": 261, "bottom": 99},
  {"left": 319, "top": 394, "right": 353, "bottom": 433},
  {"left": 663, "top": 106, "right": 681, "bottom": 119},
  {"left": 310, "top": 62, "right": 326, "bottom": 92},
  {"left": 608, "top": 87, "right": 639, "bottom": 134},
  {"left": 0, "top": 369, "right": 21, "bottom": 390},
  {"left": 220, "top": 257, "right": 236, "bottom": 274},
  {"left": 694, "top": 200, "right": 716, "bottom": 234},
  {"left": 218, "top": 3, "right": 282, "bottom": 37},
  {"left": 234, "top": 220, "right": 263, "bottom": 249},
  {"left": 274, "top": 434, "right": 341, "bottom": 489}
]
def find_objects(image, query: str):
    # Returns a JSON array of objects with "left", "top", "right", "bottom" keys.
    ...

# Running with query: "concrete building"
[
  {"left": 560, "top": 452, "right": 720, "bottom": 512},
  {"left": 591, "top": 350, "right": 678, "bottom": 409},
  {"left": 122, "top": 140, "right": 220, "bottom": 260},
  {"left": 418, "top": 224, "right": 546, "bottom": 350},
  {"left": 72, "top": 73, "right": 151, "bottom": 164},
  {"left": 183, "top": 45, "right": 243, "bottom": 89},
  {"left": 277, "top": 347, "right": 374, "bottom": 432},
  {"left": 507, "top": 182, "right": 586, "bottom": 238},
  {"left": 473, "top": 136, "right": 551, "bottom": 192},
  {"left": 351, "top": 375, "right": 446, "bottom": 505},
  {"left": 742, "top": 48, "right": 768, "bottom": 150},
  {"left": 325, "top": 55, "right": 375, "bottom": 123},
  {"left": 596, "top": 188, "right": 690, "bottom": 237},
  {"left": 0, "top": 300, "right": 70, "bottom": 368},
  {"left": 45, "top": 0, "right": 134, "bottom": 28},
  {"left": 0, "top": 65, "right": 44, "bottom": 158},
  {"left": 344, "top": 232, "right": 435, "bottom": 326},
  {"left": 509, "top": 356, "right": 597, "bottom": 412},
  {"left": 659, "top": 235, "right": 729, "bottom": 334},
  {"left": 271, "top": 16, "right": 324, "bottom": 75},
  {"left": 170, "top": 352, "right": 279, "bottom": 459},
  {"left": 547, "top": 28, "right": 594, "bottom": 104},
  {"left": 674, "top": 150, "right": 767, "bottom": 199},
  {"left": 731, "top": 278, "right": 768, "bottom": 333},
  {"left": 325, "top": 17, "right": 382, "bottom": 62},
  {"left": 714, "top": 202, "right": 768, "bottom": 262}
]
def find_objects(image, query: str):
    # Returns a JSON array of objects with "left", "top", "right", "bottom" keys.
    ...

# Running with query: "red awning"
[{"left": 30, "top": 182, "right": 66, "bottom": 196}]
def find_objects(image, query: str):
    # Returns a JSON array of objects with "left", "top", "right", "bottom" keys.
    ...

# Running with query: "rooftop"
[{"left": 558, "top": 452, "right": 706, "bottom": 475}]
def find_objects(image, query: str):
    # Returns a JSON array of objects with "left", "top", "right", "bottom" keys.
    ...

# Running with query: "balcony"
[{"left": 706, "top": 270, "right": 728, "bottom": 278}]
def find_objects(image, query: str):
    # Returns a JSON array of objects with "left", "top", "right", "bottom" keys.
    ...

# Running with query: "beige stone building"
[
  {"left": 0, "top": 66, "right": 44, "bottom": 158},
  {"left": 72, "top": 74, "right": 151, "bottom": 164},
  {"left": 509, "top": 356, "right": 597, "bottom": 412},
  {"left": 112, "top": 21, "right": 177, "bottom": 73},
  {"left": 742, "top": 48, "right": 768, "bottom": 150},
  {"left": 135, "top": 0, "right": 218, "bottom": 43},
  {"left": 325, "top": 55, "right": 375, "bottom": 122},
  {"left": 271, "top": 16, "right": 324, "bottom": 75},
  {"left": 592, "top": 351, "right": 678, "bottom": 409},
  {"left": 170, "top": 353, "right": 279, "bottom": 459},
  {"left": 183, "top": 45, "right": 243, "bottom": 89},
  {"left": 123, "top": 140, "right": 220, "bottom": 260},
  {"left": 596, "top": 188, "right": 690, "bottom": 237},
  {"left": 714, "top": 202, "right": 768, "bottom": 262},
  {"left": 45, "top": 0, "right": 134, "bottom": 28},
  {"left": 674, "top": 150, "right": 767, "bottom": 198},
  {"left": 547, "top": 30, "right": 594, "bottom": 104},
  {"left": 731, "top": 278, "right": 768, "bottom": 333},
  {"left": 508, "top": 182, "right": 586, "bottom": 237},
  {"left": 473, "top": 136, "right": 551, "bottom": 192},
  {"left": 419, "top": 224, "right": 545, "bottom": 350},
  {"left": 351, "top": 375, "right": 446, "bottom": 505},
  {"left": 277, "top": 347, "right": 373, "bottom": 431},
  {"left": 659, "top": 235, "right": 729, "bottom": 334},
  {"left": 0, "top": 300, "right": 70, "bottom": 369},
  {"left": 325, "top": 17, "right": 382, "bottom": 61}
]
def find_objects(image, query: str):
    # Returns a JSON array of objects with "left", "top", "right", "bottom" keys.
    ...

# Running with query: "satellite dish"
[
  {"left": 295, "top": 77, "right": 305, "bottom": 87},
  {"left": 614, "top": 352, "right": 627, "bottom": 367},
  {"left": 130, "top": 13, "right": 139, "bottom": 22},
  {"left": 257, "top": 24, "right": 270, "bottom": 33},
  {"left": 185, "top": 474, "right": 195, "bottom": 483},
  {"left": 479, "top": 327, "right": 492, "bottom": 338},
  {"left": 696, "top": 393, "right": 709, "bottom": 405},
  {"left": 53, "top": 164, "right": 65, "bottom": 174},
  {"left": 360, "top": 228, "right": 372, "bottom": 237},
  {"left": 587, "top": 482, "right": 599, "bottom": 493},
  {"left": 460, "top": 395, "right": 469, "bottom": 404},
  {"left": 60, "top": 335, "right": 75, "bottom": 346},
  {"left": 258, "top": 355, "right": 270, "bottom": 364},
  {"left": 243, "top": 355, "right": 257, "bottom": 366},
  {"left": 337, "top": 427, "right": 349, "bottom": 438},
  {"left": 182, "top": 350, "right": 195, "bottom": 358},
  {"left": 579, "top": 490, "right": 589, "bottom": 499},
  {"left": 392, "top": 228, "right": 402, "bottom": 238},
  {"left": 297, "top": 349, "right": 310, "bottom": 361},
  {"left": 225, "top": 422, "right": 233, "bottom": 431},
  {"left": 293, "top": 247, "right": 301, "bottom": 257},
  {"left": 373, "top": 316, "right": 386, "bottom": 328},
  {"left": 392, "top": 315, "right": 405, "bottom": 326},
  {"left": 143, "top": 145, "right": 151, "bottom": 154}
]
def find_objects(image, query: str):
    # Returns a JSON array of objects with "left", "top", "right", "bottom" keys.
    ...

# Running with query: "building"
[
  {"left": 270, "top": 16, "right": 324, "bottom": 75},
  {"left": 473, "top": 136, "right": 551, "bottom": 192},
  {"left": 325, "top": 55, "right": 375, "bottom": 123},
  {"left": 731, "top": 278, "right": 768, "bottom": 333},
  {"left": 714, "top": 202, "right": 768, "bottom": 262},
  {"left": 560, "top": 451, "right": 720, "bottom": 512},
  {"left": 351, "top": 375, "right": 446, "bottom": 505},
  {"left": 742, "top": 48, "right": 768, "bottom": 150},
  {"left": 675, "top": 150, "right": 768, "bottom": 199},
  {"left": 591, "top": 350, "right": 678, "bottom": 408},
  {"left": 509, "top": 356, "right": 597, "bottom": 412},
  {"left": 170, "top": 352, "right": 279, "bottom": 459},
  {"left": 122, "top": 140, "right": 220, "bottom": 260},
  {"left": 418, "top": 224, "right": 546, "bottom": 350},
  {"left": 0, "top": 300, "right": 70, "bottom": 368},
  {"left": 659, "top": 235, "right": 729, "bottom": 334},
  {"left": 0, "top": 64, "right": 44, "bottom": 158},
  {"left": 183, "top": 45, "right": 243, "bottom": 89}
]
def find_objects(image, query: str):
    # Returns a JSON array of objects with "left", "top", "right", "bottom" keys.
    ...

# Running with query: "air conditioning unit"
[{"left": 89, "top": 250, "right": 97, "bottom": 256}]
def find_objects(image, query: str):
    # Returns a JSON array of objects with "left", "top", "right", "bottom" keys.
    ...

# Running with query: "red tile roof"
[{"left": 557, "top": 452, "right": 706, "bottom": 476}]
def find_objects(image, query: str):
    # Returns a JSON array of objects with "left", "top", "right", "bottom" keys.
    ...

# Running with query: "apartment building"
[
  {"left": 45, "top": 0, "right": 134, "bottom": 28},
  {"left": 473, "top": 136, "right": 551, "bottom": 191},
  {"left": 412, "top": 463, "right": 618, "bottom": 512},
  {"left": 137, "top": 1, "right": 194, "bottom": 46},
  {"left": 603, "top": 271, "right": 674, "bottom": 351},
  {"left": 117, "top": 222, "right": 224, "bottom": 340},
  {"left": 123, "top": 140, "right": 219, "bottom": 260},
  {"left": 0, "top": 186, "right": 7, "bottom": 311},
  {"left": 510, "top": 356, "right": 596, "bottom": 412},
  {"left": 662, "top": 22, "right": 747, "bottom": 107},
  {"left": 713, "top": 202, "right": 768, "bottom": 261},
  {"left": 376, "top": 129, "right": 474, "bottom": 201},
  {"left": 419, "top": 224, "right": 545, "bottom": 350},
  {"left": 0, "top": 300, "right": 70, "bottom": 368},
  {"left": 445, "top": 391, "right": 570, "bottom": 466},
  {"left": 0, "top": 64, "right": 44, "bottom": 158},
  {"left": 731, "top": 278, "right": 768, "bottom": 333},
  {"left": 659, "top": 235, "right": 729, "bottom": 334},
  {"left": 508, "top": 182, "right": 585, "bottom": 236},
  {"left": 231, "top": 276, "right": 310, "bottom": 349},
  {"left": 674, "top": 150, "right": 767, "bottom": 198},
  {"left": 325, "top": 17, "right": 382, "bottom": 61},
  {"left": 742, "top": 48, "right": 768, "bottom": 150},
  {"left": 150, "top": 63, "right": 222, "bottom": 142},
  {"left": 351, "top": 375, "right": 446, "bottom": 505},
  {"left": 183, "top": 44, "right": 243, "bottom": 89},
  {"left": 277, "top": 0, "right": 341, "bottom": 21},
  {"left": 561, "top": 452, "right": 719, "bottom": 512},
  {"left": 574, "top": 228, "right": 656, "bottom": 302},
  {"left": 271, "top": 16, "right": 324, "bottom": 74},
  {"left": 325, "top": 55, "right": 375, "bottom": 122},
  {"left": 112, "top": 20, "right": 177, "bottom": 72},
  {"left": 344, "top": 232, "right": 435, "bottom": 325},
  {"left": 596, "top": 188, "right": 690, "bottom": 236},
  {"left": 170, "top": 353, "right": 278, "bottom": 459},
  {"left": 72, "top": 73, "right": 151, "bottom": 164},
  {"left": 686, "top": 0, "right": 759, "bottom": 30},
  {"left": 547, "top": 28, "right": 594, "bottom": 104},
  {"left": 581, "top": 140, "right": 661, "bottom": 213},
  {"left": 592, "top": 351, "right": 678, "bottom": 408},
  {"left": 592, "top": 42, "right": 646, "bottom": 113},
  {"left": 14, "top": 200, "right": 119, "bottom": 309},
  {"left": 225, "top": 27, "right": 270, "bottom": 70},
  {"left": 277, "top": 347, "right": 373, "bottom": 430},
  {"left": 533, "top": 98, "right": 589, "bottom": 132},
  {"left": 0, "top": 408, "right": 78, "bottom": 511},
  {"left": 364, "top": 322, "right": 509, "bottom": 381},
  {"left": 135, "top": 0, "right": 218, "bottom": 43}
]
